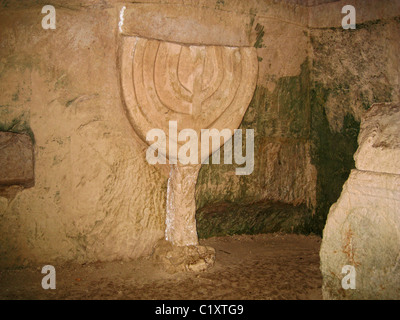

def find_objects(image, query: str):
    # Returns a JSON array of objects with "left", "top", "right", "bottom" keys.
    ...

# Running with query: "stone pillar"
[
  {"left": 320, "top": 103, "right": 400, "bottom": 299},
  {"left": 151, "top": 163, "right": 216, "bottom": 273},
  {"left": 165, "top": 164, "right": 201, "bottom": 246}
]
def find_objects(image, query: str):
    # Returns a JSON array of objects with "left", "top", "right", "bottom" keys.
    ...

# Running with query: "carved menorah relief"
[
  {"left": 121, "top": 36, "right": 258, "bottom": 163},
  {"left": 119, "top": 4, "right": 258, "bottom": 270}
]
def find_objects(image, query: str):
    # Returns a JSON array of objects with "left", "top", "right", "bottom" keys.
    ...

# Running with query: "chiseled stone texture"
[
  {"left": 309, "top": 4, "right": 400, "bottom": 234},
  {"left": 0, "top": 0, "right": 315, "bottom": 267},
  {"left": 309, "top": 0, "right": 400, "bottom": 28},
  {"left": 119, "top": 36, "right": 258, "bottom": 162},
  {"left": 354, "top": 103, "right": 400, "bottom": 175},
  {"left": 320, "top": 103, "right": 400, "bottom": 299},
  {"left": 0, "top": 0, "right": 398, "bottom": 269},
  {"left": 120, "top": 1, "right": 259, "bottom": 250},
  {"left": 0, "top": 3, "right": 167, "bottom": 267},
  {"left": 0, "top": 132, "right": 34, "bottom": 187},
  {"left": 310, "top": 16, "right": 400, "bottom": 133},
  {"left": 152, "top": 239, "right": 216, "bottom": 273}
]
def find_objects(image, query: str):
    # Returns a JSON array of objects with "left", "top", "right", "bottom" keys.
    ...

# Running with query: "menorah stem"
[
  {"left": 154, "top": 162, "right": 215, "bottom": 272},
  {"left": 165, "top": 163, "right": 201, "bottom": 246}
]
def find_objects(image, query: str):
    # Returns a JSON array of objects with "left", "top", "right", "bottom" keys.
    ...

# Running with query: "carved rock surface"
[
  {"left": 152, "top": 239, "right": 216, "bottom": 273},
  {"left": 120, "top": 36, "right": 258, "bottom": 163},
  {"left": 354, "top": 103, "right": 400, "bottom": 175},
  {"left": 0, "top": 5, "right": 167, "bottom": 267},
  {"left": 166, "top": 164, "right": 201, "bottom": 246},
  {"left": 120, "top": 4, "right": 253, "bottom": 47},
  {"left": 0, "top": 132, "right": 34, "bottom": 187},
  {"left": 1, "top": 0, "right": 397, "bottom": 269},
  {"left": 320, "top": 103, "right": 400, "bottom": 299},
  {"left": 119, "top": 24, "right": 258, "bottom": 251}
]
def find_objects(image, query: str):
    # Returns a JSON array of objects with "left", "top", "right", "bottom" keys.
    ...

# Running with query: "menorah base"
[{"left": 152, "top": 240, "right": 216, "bottom": 273}]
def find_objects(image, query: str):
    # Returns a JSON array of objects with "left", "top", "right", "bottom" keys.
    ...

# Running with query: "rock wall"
[
  {"left": 197, "top": 0, "right": 400, "bottom": 236},
  {"left": 308, "top": 0, "right": 400, "bottom": 233},
  {"left": 0, "top": 0, "right": 399, "bottom": 268},
  {"left": 0, "top": 0, "right": 318, "bottom": 267},
  {"left": 0, "top": 1, "right": 167, "bottom": 267},
  {"left": 195, "top": 1, "right": 317, "bottom": 211},
  {"left": 312, "top": 1, "right": 400, "bottom": 299}
]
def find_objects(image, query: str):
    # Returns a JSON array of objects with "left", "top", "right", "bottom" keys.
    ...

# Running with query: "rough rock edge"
[{"left": 152, "top": 240, "right": 216, "bottom": 274}]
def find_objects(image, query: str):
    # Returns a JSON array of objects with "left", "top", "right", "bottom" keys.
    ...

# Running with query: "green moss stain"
[
  {"left": 306, "top": 83, "right": 359, "bottom": 235},
  {"left": 0, "top": 107, "right": 35, "bottom": 143},
  {"left": 254, "top": 23, "right": 265, "bottom": 48},
  {"left": 1, "top": 55, "right": 41, "bottom": 77},
  {"left": 245, "top": 8, "right": 258, "bottom": 42},
  {"left": 12, "top": 91, "right": 19, "bottom": 102},
  {"left": 66, "top": 97, "right": 78, "bottom": 107},
  {"left": 196, "top": 40, "right": 392, "bottom": 237},
  {"left": 304, "top": 19, "right": 397, "bottom": 234},
  {"left": 197, "top": 201, "right": 313, "bottom": 239},
  {"left": 242, "top": 60, "right": 311, "bottom": 139},
  {"left": 215, "top": 0, "right": 224, "bottom": 9},
  {"left": 306, "top": 81, "right": 392, "bottom": 235},
  {"left": 351, "top": 18, "right": 389, "bottom": 30},
  {"left": 196, "top": 60, "right": 313, "bottom": 235}
]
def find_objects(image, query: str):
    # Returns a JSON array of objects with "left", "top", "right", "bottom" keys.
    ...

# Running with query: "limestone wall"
[
  {"left": 0, "top": 0, "right": 317, "bottom": 267},
  {"left": 0, "top": 1, "right": 168, "bottom": 267},
  {"left": 0, "top": 0, "right": 399, "bottom": 268},
  {"left": 195, "top": 0, "right": 317, "bottom": 210},
  {"left": 309, "top": 0, "right": 400, "bottom": 233},
  {"left": 197, "top": 0, "right": 400, "bottom": 236}
]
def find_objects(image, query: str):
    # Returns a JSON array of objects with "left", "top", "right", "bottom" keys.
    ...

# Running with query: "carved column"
[{"left": 166, "top": 164, "right": 202, "bottom": 246}]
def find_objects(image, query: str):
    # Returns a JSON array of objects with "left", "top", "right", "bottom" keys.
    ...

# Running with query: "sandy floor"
[{"left": 0, "top": 233, "right": 322, "bottom": 300}]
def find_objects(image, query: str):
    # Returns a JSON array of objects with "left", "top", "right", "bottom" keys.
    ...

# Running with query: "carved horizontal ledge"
[{"left": 118, "top": 3, "right": 254, "bottom": 47}]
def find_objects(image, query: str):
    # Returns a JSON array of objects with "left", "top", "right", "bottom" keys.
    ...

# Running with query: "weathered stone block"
[
  {"left": 320, "top": 103, "right": 400, "bottom": 299},
  {"left": 354, "top": 103, "right": 400, "bottom": 175},
  {"left": 152, "top": 239, "right": 216, "bottom": 273},
  {"left": 121, "top": 4, "right": 253, "bottom": 47},
  {"left": 0, "top": 132, "right": 34, "bottom": 187}
]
